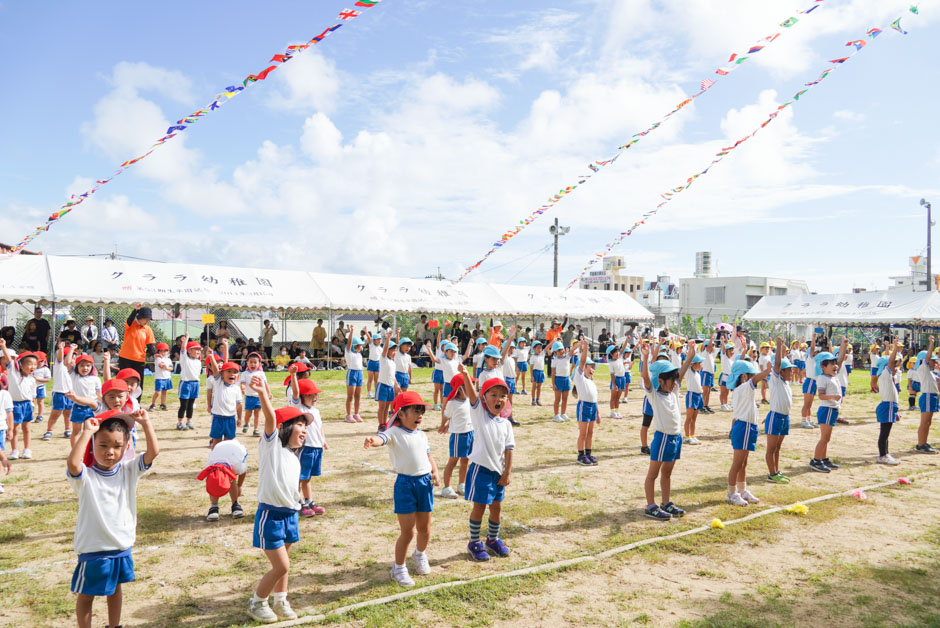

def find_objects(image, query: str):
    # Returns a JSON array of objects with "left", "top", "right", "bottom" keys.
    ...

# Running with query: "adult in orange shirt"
[
  {"left": 487, "top": 320, "right": 505, "bottom": 348},
  {"left": 118, "top": 302, "right": 156, "bottom": 393},
  {"left": 544, "top": 315, "right": 568, "bottom": 377}
]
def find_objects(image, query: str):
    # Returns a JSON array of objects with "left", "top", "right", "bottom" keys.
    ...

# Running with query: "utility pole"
[
  {"left": 549, "top": 217, "right": 570, "bottom": 287},
  {"left": 923, "top": 198, "right": 933, "bottom": 291},
  {"left": 425, "top": 267, "right": 445, "bottom": 281}
]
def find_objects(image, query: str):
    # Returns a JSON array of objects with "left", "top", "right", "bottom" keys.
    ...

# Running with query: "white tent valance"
[
  {"left": 0, "top": 255, "right": 654, "bottom": 320},
  {"left": 743, "top": 292, "right": 940, "bottom": 325}
]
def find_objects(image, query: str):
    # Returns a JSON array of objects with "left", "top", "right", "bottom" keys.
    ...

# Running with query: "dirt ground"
[{"left": 0, "top": 366, "right": 937, "bottom": 627}]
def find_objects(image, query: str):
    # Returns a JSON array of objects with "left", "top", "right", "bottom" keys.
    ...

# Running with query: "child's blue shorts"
[
  {"left": 35, "top": 384, "right": 46, "bottom": 399},
  {"left": 209, "top": 415, "right": 236, "bottom": 440},
  {"left": 367, "top": 360, "right": 381, "bottom": 373},
  {"left": 517, "top": 362, "right": 528, "bottom": 372},
  {"left": 796, "top": 360, "right": 806, "bottom": 370},
  {"left": 12, "top": 400, "right": 33, "bottom": 424},
  {"left": 346, "top": 369, "right": 363, "bottom": 387},
  {"left": 449, "top": 431, "right": 474, "bottom": 458},
  {"left": 432, "top": 369, "right": 445, "bottom": 384},
  {"left": 395, "top": 372, "right": 410, "bottom": 389},
  {"left": 841, "top": 386, "right": 847, "bottom": 398},
  {"left": 685, "top": 391, "right": 704, "bottom": 410},
  {"left": 730, "top": 420, "right": 759, "bottom": 451},
  {"left": 253, "top": 504, "right": 300, "bottom": 550},
  {"left": 911, "top": 381, "right": 922, "bottom": 393},
  {"left": 504, "top": 376, "right": 517, "bottom": 395},
  {"left": 443, "top": 383, "right": 453, "bottom": 399},
  {"left": 531, "top": 369, "right": 545, "bottom": 384},
  {"left": 70, "top": 404, "right": 95, "bottom": 424},
  {"left": 376, "top": 383, "right": 395, "bottom": 402},
  {"left": 817, "top": 406, "right": 840, "bottom": 426},
  {"left": 0, "top": 429, "right": 5, "bottom": 450},
  {"left": 554, "top": 375, "right": 571, "bottom": 392},
  {"left": 642, "top": 396, "right": 653, "bottom": 417},
  {"left": 465, "top": 462, "right": 505, "bottom": 505},
  {"left": 393, "top": 473, "right": 434, "bottom": 514},
  {"left": 52, "top": 392, "right": 73, "bottom": 411},
  {"left": 244, "top": 395, "right": 261, "bottom": 411},
  {"left": 576, "top": 400, "right": 597, "bottom": 422},
  {"left": 299, "top": 445, "right": 323, "bottom": 480},
  {"left": 802, "top": 378, "right": 817, "bottom": 395},
  {"left": 701, "top": 372, "right": 715, "bottom": 388},
  {"left": 611, "top": 375, "right": 627, "bottom": 391},
  {"left": 178, "top": 380, "right": 199, "bottom": 400},
  {"left": 71, "top": 548, "right": 134, "bottom": 597},
  {"left": 846, "top": 365, "right": 853, "bottom": 374},
  {"left": 876, "top": 401, "right": 899, "bottom": 423},
  {"left": 718, "top": 373, "right": 729, "bottom": 388},
  {"left": 764, "top": 411, "right": 790, "bottom": 436},
  {"left": 154, "top": 378, "right": 173, "bottom": 392},
  {"left": 920, "top": 392, "right": 939, "bottom": 413},
  {"left": 650, "top": 431, "right": 682, "bottom": 462},
  {"left": 870, "top": 367, "right": 879, "bottom": 376}
]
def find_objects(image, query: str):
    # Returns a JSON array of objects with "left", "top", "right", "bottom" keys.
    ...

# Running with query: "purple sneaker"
[
  {"left": 485, "top": 537, "right": 510, "bottom": 557},
  {"left": 468, "top": 541, "right": 489, "bottom": 561}
]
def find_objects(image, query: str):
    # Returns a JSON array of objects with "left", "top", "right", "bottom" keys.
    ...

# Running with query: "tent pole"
[
  {"left": 51, "top": 301, "right": 57, "bottom": 352},
  {"left": 329, "top": 307, "right": 333, "bottom": 369}
]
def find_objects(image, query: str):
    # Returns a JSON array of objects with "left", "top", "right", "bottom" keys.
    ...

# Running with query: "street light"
[
  {"left": 550, "top": 217, "right": 570, "bottom": 287},
  {"left": 922, "top": 198, "right": 933, "bottom": 291}
]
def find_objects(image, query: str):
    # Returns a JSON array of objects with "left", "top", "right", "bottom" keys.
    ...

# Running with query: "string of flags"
[
  {"left": 9, "top": 1, "right": 384, "bottom": 255},
  {"left": 566, "top": 6, "right": 920, "bottom": 289},
  {"left": 453, "top": 0, "right": 829, "bottom": 283}
]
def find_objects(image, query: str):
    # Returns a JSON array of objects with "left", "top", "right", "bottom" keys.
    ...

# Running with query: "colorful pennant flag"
[
  {"left": 566, "top": 9, "right": 920, "bottom": 289},
  {"left": 454, "top": 0, "right": 829, "bottom": 283},
  {"left": 8, "top": 0, "right": 385, "bottom": 254}
]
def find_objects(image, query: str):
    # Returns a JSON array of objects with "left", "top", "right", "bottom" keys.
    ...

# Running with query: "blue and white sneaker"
[
  {"left": 644, "top": 504, "right": 671, "bottom": 521},
  {"left": 662, "top": 501, "right": 685, "bottom": 517},
  {"left": 468, "top": 541, "right": 490, "bottom": 561},
  {"left": 485, "top": 537, "right": 510, "bottom": 557}
]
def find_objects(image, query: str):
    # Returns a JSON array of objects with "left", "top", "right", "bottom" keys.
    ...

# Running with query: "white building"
[
  {"left": 636, "top": 276, "right": 681, "bottom": 328},
  {"left": 888, "top": 256, "right": 938, "bottom": 292},
  {"left": 680, "top": 275, "right": 810, "bottom": 326},
  {"left": 578, "top": 256, "right": 645, "bottom": 297}
]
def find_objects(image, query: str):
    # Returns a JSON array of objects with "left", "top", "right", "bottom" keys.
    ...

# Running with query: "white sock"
[
  {"left": 394, "top": 562, "right": 406, "bottom": 571},
  {"left": 414, "top": 549, "right": 425, "bottom": 557},
  {"left": 251, "top": 593, "right": 266, "bottom": 604},
  {"left": 728, "top": 485, "right": 737, "bottom": 496},
  {"left": 737, "top": 481, "right": 746, "bottom": 493},
  {"left": 272, "top": 592, "right": 287, "bottom": 603}
]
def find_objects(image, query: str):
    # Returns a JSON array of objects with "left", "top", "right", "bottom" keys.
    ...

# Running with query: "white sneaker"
[
  {"left": 877, "top": 454, "right": 900, "bottom": 466},
  {"left": 457, "top": 482, "right": 465, "bottom": 495},
  {"left": 22, "top": 449, "right": 31, "bottom": 460},
  {"left": 412, "top": 550, "right": 431, "bottom": 575},
  {"left": 740, "top": 489, "right": 760, "bottom": 504},
  {"left": 561, "top": 414, "right": 571, "bottom": 422},
  {"left": 247, "top": 598, "right": 278, "bottom": 623},
  {"left": 801, "top": 419, "right": 813, "bottom": 429},
  {"left": 685, "top": 437, "right": 700, "bottom": 445},
  {"left": 727, "top": 492, "right": 749, "bottom": 507},
  {"left": 271, "top": 597, "right": 297, "bottom": 620},
  {"left": 440, "top": 486, "right": 458, "bottom": 499},
  {"left": 552, "top": 414, "right": 565, "bottom": 423},
  {"left": 391, "top": 565, "right": 415, "bottom": 587},
  {"left": 0, "top": 483, "right": 4, "bottom": 494},
  {"left": 368, "top": 392, "right": 374, "bottom": 399},
  {"left": 8, "top": 450, "right": 18, "bottom": 460},
  {"left": 432, "top": 404, "right": 442, "bottom": 411}
]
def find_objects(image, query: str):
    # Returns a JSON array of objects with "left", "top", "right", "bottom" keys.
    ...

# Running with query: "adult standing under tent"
[
  {"left": 310, "top": 319, "right": 327, "bottom": 367},
  {"left": 29, "top": 306, "right": 51, "bottom": 354},
  {"left": 487, "top": 320, "right": 505, "bottom": 348},
  {"left": 262, "top": 319, "right": 277, "bottom": 361},
  {"left": 215, "top": 320, "right": 232, "bottom": 359},
  {"left": 100, "top": 318, "right": 119, "bottom": 350},
  {"left": 118, "top": 303, "right": 156, "bottom": 395},
  {"left": 414, "top": 315, "right": 430, "bottom": 348},
  {"left": 79, "top": 316, "right": 98, "bottom": 350},
  {"left": 0, "top": 324, "right": 14, "bottom": 348}
]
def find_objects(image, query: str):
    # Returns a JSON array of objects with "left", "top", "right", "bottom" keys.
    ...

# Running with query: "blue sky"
[{"left": 1, "top": 0, "right": 937, "bottom": 293}]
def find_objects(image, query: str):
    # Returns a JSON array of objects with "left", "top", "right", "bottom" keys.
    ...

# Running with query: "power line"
[{"left": 473, "top": 244, "right": 552, "bottom": 276}]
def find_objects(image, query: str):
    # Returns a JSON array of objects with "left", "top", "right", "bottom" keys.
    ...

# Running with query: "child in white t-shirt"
[
  {"left": 240, "top": 351, "right": 271, "bottom": 436},
  {"left": 206, "top": 349, "right": 243, "bottom": 448},
  {"left": 67, "top": 355, "right": 100, "bottom": 448},
  {"left": 764, "top": 337, "right": 796, "bottom": 484},
  {"left": 498, "top": 327, "right": 519, "bottom": 425},
  {"left": 66, "top": 409, "right": 158, "bottom": 628},
  {"left": 684, "top": 353, "right": 705, "bottom": 445},
  {"left": 915, "top": 336, "right": 940, "bottom": 454},
  {"left": 726, "top": 354, "right": 772, "bottom": 507},
  {"left": 0, "top": 340, "right": 39, "bottom": 459},
  {"left": 514, "top": 338, "right": 530, "bottom": 396},
  {"left": 874, "top": 339, "right": 901, "bottom": 465},
  {"left": 528, "top": 340, "right": 546, "bottom": 407},
  {"left": 176, "top": 334, "right": 203, "bottom": 430},
  {"left": 148, "top": 342, "right": 174, "bottom": 412},
  {"left": 428, "top": 329, "right": 447, "bottom": 411},
  {"left": 289, "top": 376, "right": 327, "bottom": 516},
  {"left": 572, "top": 339, "right": 600, "bottom": 466},
  {"left": 365, "top": 331, "right": 385, "bottom": 399},
  {"left": 0, "top": 388, "right": 12, "bottom": 491},
  {"left": 46, "top": 342, "right": 76, "bottom": 440},
  {"left": 810, "top": 337, "right": 849, "bottom": 472},
  {"left": 376, "top": 330, "right": 402, "bottom": 431},
  {"left": 199, "top": 437, "right": 248, "bottom": 522},
  {"left": 394, "top": 336, "right": 414, "bottom": 391},
  {"left": 550, "top": 341, "right": 571, "bottom": 423},
  {"left": 607, "top": 341, "right": 627, "bottom": 419},
  {"left": 344, "top": 326, "right": 365, "bottom": 423},
  {"left": 32, "top": 352, "right": 51, "bottom": 424},
  {"left": 438, "top": 373, "right": 474, "bottom": 498},
  {"left": 364, "top": 390, "right": 439, "bottom": 587}
]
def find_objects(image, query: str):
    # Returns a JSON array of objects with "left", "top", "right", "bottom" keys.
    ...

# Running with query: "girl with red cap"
[
  {"left": 176, "top": 333, "right": 202, "bottom": 431},
  {"left": 288, "top": 377, "right": 326, "bottom": 516},
  {"left": 206, "top": 342, "right": 244, "bottom": 448},
  {"left": 148, "top": 342, "right": 173, "bottom": 412},
  {"left": 65, "top": 354, "right": 101, "bottom": 448},
  {"left": 363, "top": 390, "right": 440, "bottom": 587},
  {"left": 0, "top": 339, "right": 40, "bottom": 459},
  {"left": 32, "top": 351, "right": 50, "bottom": 424},
  {"left": 45, "top": 341, "right": 76, "bottom": 440},
  {"left": 246, "top": 377, "right": 311, "bottom": 623},
  {"left": 437, "top": 373, "right": 474, "bottom": 499}
]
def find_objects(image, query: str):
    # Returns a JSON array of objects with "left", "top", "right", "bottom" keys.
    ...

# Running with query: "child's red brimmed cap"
[
  {"left": 74, "top": 354, "right": 94, "bottom": 365},
  {"left": 220, "top": 361, "right": 240, "bottom": 372},
  {"left": 298, "top": 379, "right": 322, "bottom": 396},
  {"left": 387, "top": 390, "right": 430, "bottom": 428},
  {"left": 282, "top": 363, "right": 310, "bottom": 386},
  {"left": 95, "top": 409, "right": 135, "bottom": 431},
  {"left": 15, "top": 351, "right": 38, "bottom": 364},
  {"left": 480, "top": 378, "right": 510, "bottom": 396},
  {"left": 155, "top": 342, "right": 170, "bottom": 351},
  {"left": 197, "top": 463, "right": 237, "bottom": 497},
  {"left": 102, "top": 379, "right": 129, "bottom": 395},
  {"left": 35, "top": 351, "right": 46, "bottom": 362},
  {"left": 446, "top": 373, "right": 473, "bottom": 402},
  {"left": 115, "top": 368, "right": 140, "bottom": 381},
  {"left": 247, "top": 352, "right": 263, "bottom": 361},
  {"left": 186, "top": 341, "right": 201, "bottom": 350},
  {"left": 275, "top": 406, "right": 314, "bottom": 426}
]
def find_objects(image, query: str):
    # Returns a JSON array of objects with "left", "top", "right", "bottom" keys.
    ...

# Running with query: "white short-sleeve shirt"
[
  {"left": 686, "top": 368, "right": 703, "bottom": 394},
  {"left": 394, "top": 352, "right": 412, "bottom": 374},
  {"left": 609, "top": 358, "right": 625, "bottom": 378},
  {"left": 377, "top": 425, "right": 431, "bottom": 476},
  {"left": 879, "top": 367, "right": 899, "bottom": 403},
  {"left": 345, "top": 349, "right": 363, "bottom": 371},
  {"left": 918, "top": 362, "right": 939, "bottom": 395},
  {"left": 154, "top": 356, "right": 173, "bottom": 380},
  {"left": 53, "top": 359, "right": 73, "bottom": 394},
  {"left": 552, "top": 356, "right": 570, "bottom": 377},
  {"left": 444, "top": 397, "right": 472, "bottom": 434},
  {"left": 209, "top": 376, "right": 242, "bottom": 416},
  {"left": 378, "top": 355, "right": 397, "bottom": 387},
  {"left": 768, "top": 372, "right": 792, "bottom": 414},
  {"left": 732, "top": 380, "right": 758, "bottom": 424},
  {"left": 817, "top": 374, "right": 842, "bottom": 409},
  {"left": 572, "top": 367, "right": 598, "bottom": 403},
  {"left": 70, "top": 373, "right": 100, "bottom": 402},
  {"left": 501, "top": 355, "right": 516, "bottom": 379},
  {"left": 179, "top": 353, "right": 202, "bottom": 382},
  {"left": 8, "top": 369, "right": 37, "bottom": 402},
  {"left": 646, "top": 385, "right": 681, "bottom": 435},
  {"left": 0, "top": 389, "right": 14, "bottom": 419},
  {"left": 206, "top": 438, "right": 248, "bottom": 475},
  {"left": 529, "top": 351, "right": 545, "bottom": 370},
  {"left": 256, "top": 431, "right": 301, "bottom": 510},
  {"left": 240, "top": 369, "right": 264, "bottom": 397},
  {"left": 468, "top": 399, "right": 515, "bottom": 474}
]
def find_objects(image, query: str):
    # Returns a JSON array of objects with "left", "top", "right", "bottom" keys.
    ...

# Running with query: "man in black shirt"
[
  {"left": 31, "top": 306, "right": 51, "bottom": 354},
  {"left": 59, "top": 318, "right": 82, "bottom": 345}
]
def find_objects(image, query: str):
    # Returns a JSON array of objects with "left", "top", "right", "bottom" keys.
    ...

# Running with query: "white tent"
[
  {"left": 743, "top": 292, "right": 940, "bottom": 325},
  {"left": 0, "top": 255, "right": 654, "bottom": 320}
]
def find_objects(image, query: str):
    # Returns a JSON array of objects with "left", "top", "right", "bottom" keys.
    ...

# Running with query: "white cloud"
[
  {"left": 833, "top": 109, "right": 865, "bottom": 122},
  {"left": 265, "top": 52, "right": 340, "bottom": 113}
]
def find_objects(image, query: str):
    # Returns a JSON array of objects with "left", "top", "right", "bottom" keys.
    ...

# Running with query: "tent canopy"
[
  {"left": 0, "top": 255, "right": 653, "bottom": 320},
  {"left": 743, "top": 292, "right": 940, "bottom": 325}
]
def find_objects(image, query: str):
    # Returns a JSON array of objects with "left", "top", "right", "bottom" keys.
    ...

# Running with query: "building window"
[
  {"left": 605, "top": 283, "right": 610, "bottom": 290},
  {"left": 629, "top": 285, "right": 634, "bottom": 292},
  {"left": 746, "top": 295, "right": 762, "bottom": 307},
  {"left": 705, "top": 286, "right": 726, "bottom": 304},
  {"left": 772, "top": 287, "right": 787, "bottom": 296}
]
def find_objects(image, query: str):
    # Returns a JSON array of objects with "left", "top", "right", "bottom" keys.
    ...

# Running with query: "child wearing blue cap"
[
  {"left": 639, "top": 339, "right": 696, "bottom": 520},
  {"left": 471, "top": 337, "right": 487, "bottom": 379},
  {"left": 550, "top": 341, "right": 572, "bottom": 423},
  {"left": 477, "top": 343, "right": 506, "bottom": 390},
  {"left": 684, "top": 352, "right": 705, "bottom": 445},
  {"left": 607, "top": 340, "right": 628, "bottom": 419},
  {"left": 344, "top": 326, "right": 365, "bottom": 423},
  {"left": 717, "top": 343, "right": 735, "bottom": 411},
  {"left": 726, "top": 353, "right": 772, "bottom": 506},
  {"left": 375, "top": 329, "right": 402, "bottom": 431},
  {"left": 572, "top": 339, "right": 600, "bottom": 465},
  {"left": 916, "top": 336, "right": 939, "bottom": 454},
  {"left": 528, "top": 340, "right": 546, "bottom": 406},
  {"left": 765, "top": 337, "right": 795, "bottom": 483},
  {"left": 394, "top": 335, "right": 414, "bottom": 391},
  {"left": 639, "top": 342, "right": 671, "bottom": 455},
  {"left": 514, "top": 338, "right": 530, "bottom": 396},
  {"left": 907, "top": 348, "right": 923, "bottom": 411},
  {"left": 799, "top": 332, "right": 821, "bottom": 430},
  {"left": 365, "top": 331, "right": 384, "bottom": 400},
  {"left": 875, "top": 338, "right": 901, "bottom": 464},
  {"left": 699, "top": 335, "right": 718, "bottom": 414},
  {"left": 810, "top": 336, "right": 849, "bottom": 472}
]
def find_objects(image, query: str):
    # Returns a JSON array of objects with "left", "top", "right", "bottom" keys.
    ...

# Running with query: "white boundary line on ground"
[{"left": 265, "top": 471, "right": 935, "bottom": 627}]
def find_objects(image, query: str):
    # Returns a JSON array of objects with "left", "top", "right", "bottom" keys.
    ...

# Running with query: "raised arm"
[
  {"left": 426, "top": 340, "right": 440, "bottom": 364},
  {"left": 135, "top": 410, "right": 160, "bottom": 466},
  {"left": 126, "top": 302, "right": 142, "bottom": 328},
  {"left": 888, "top": 337, "right": 900, "bottom": 372},
  {"left": 678, "top": 339, "right": 696, "bottom": 380},
  {"left": 836, "top": 337, "right": 849, "bottom": 368},
  {"left": 207, "top": 343, "right": 221, "bottom": 377},
  {"left": 288, "top": 364, "right": 300, "bottom": 399},
  {"left": 67, "top": 417, "right": 98, "bottom": 476},
  {"left": 346, "top": 325, "right": 354, "bottom": 352},
  {"left": 251, "top": 375, "right": 276, "bottom": 436},
  {"left": 578, "top": 338, "right": 589, "bottom": 372},
  {"left": 458, "top": 362, "right": 478, "bottom": 405},
  {"left": 774, "top": 337, "right": 784, "bottom": 375},
  {"left": 501, "top": 326, "right": 517, "bottom": 359},
  {"left": 807, "top": 332, "right": 817, "bottom": 358},
  {"left": 640, "top": 342, "right": 653, "bottom": 390},
  {"left": 0, "top": 339, "right": 11, "bottom": 368}
]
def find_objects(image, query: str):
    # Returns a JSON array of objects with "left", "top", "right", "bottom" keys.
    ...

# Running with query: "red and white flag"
[
  {"left": 338, "top": 9, "right": 361, "bottom": 19},
  {"left": 700, "top": 78, "right": 716, "bottom": 91}
]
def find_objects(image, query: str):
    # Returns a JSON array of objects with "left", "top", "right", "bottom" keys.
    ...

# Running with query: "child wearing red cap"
[
  {"left": 148, "top": 342, "right": 173, "bottom": 412},
  {"left": 200, "top": 437, "right": 248, "bottom": 521},
  {"left": 247, "top": 378, "right": 310, "bottom": 623},
  {"left": 241, "top": 351, "right": 271, "bottom": 436},
  {"left": 32, "top": 351, "right": 50, "bottom": 424},
  {"left": 45, "top": 341, "right": 77, "bottom": 440},
  {"left": 438, "top": 373, "right": 474, "bottom": 499},
  {"left": 206, "top": 344, "right": 243, "bottom": 448},
  {"left": 67, "top": 409, "right": 159, "bottom": 628},
  {"left": 288, "top": 377, "right": 326, "bottom": 516},
  {"left": 364, "top": 390, "right": 440, "bottom": 587},
  {"left": 0, "top": 339, "right": 40, "bottom": 459},
  {"left": 344, "top": 325, "right": 365, "bottom": 423},
  {"left": 0, "top": 380, "right": 12, "bottom": 490},
  {"left": 66, "top": 354, "right": 101, "bottom": 448},
  {"left": 176, "top": 333, "right": 202, "bottom": 430},
  {"left": 456, "top": 363, "right": 514, "bottom": 562}
]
